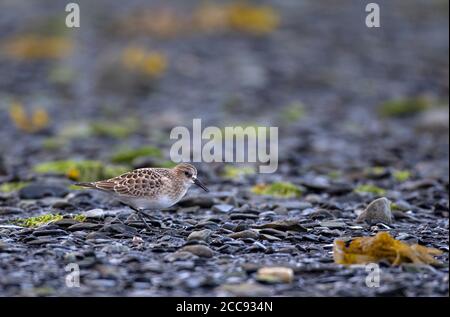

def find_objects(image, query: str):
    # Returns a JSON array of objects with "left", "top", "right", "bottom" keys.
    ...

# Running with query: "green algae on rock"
[
  {"left": 222, "top": 165, "right": 255, "bottom": 179},
  {"left": 110, "top": 146, "right": 163, "bottom": 164},
  {"left": 14, "top": 213, "right": 86, "bottom": 228},
  {"left": 251, "top": 182, "right": 302, "bottom": 198},
  {"left": 354, "top": 184, "right": 387, "bottom": 196},
  {"left": 379, "top": 97, "right": 431, "bottom": 118},
  {"left": 0, "top": 182, "right": 30, "bottom": 193},
  {"left": 393, "top": 170, "right": 411, "bottom": 182}
]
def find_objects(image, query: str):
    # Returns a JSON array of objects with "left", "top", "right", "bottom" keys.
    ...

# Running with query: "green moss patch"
[
  {"left": 251, "top": 182, "right": 302, "bottom": 198},
  {"left": 110, "top": 146, "right": 163, "bottom": 164},
  {"left": 379, "top": 97, "right": 431, "bottom": 118},
  {"left": 354, "top": 184, "right": 387, "bottom": 196},
  {"left": 14, "top": 213, "right": 86, "bottom": 228},
  {"left": 393, "top": 170, "right": 411, "bottom": 182},
  {"left": 0, "top": 182, "right": 30, "bottom": 193},
  {"left": 14, "top": 214, "right": 63, "bottom": 227},
  {"left": 90, "top": 118, "right": 139, "bottom": 139},
  {"left": 280, "top": 101, "right": 306, "bottom": 123},
  {"left": 222, "top": 165, "right": 255, "bottom": 179}
]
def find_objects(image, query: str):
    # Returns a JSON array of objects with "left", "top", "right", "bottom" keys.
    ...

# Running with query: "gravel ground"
[{"left": 0, "top": 0, "right": 448, "bottom": 296}]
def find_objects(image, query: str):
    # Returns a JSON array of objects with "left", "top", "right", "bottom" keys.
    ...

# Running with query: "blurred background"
[{"left": 0, "top": 0, "right": 448, "bottom": 185}]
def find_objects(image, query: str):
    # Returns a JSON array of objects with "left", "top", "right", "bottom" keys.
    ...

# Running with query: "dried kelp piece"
[{"left": 333, "top": 232, "right": 442, "bottom": 266}]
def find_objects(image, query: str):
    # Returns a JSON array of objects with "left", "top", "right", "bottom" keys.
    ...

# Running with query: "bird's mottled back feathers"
[{"left": 83, "top": 168, "right": 171, "bottom": 197}]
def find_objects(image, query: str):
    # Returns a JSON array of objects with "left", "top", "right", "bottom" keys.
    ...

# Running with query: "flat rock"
[
  {"left": 187, "top": 229, "right": 212, "bottom": 242},
  {"left": 228, "top": 229, "right": 260, "bottom": 240},
  {"left": 217, "top": 283, "right": 273, "bottom": 297},
  {"left": 230, "top": 213, "right": 259, "bottom": 220},
  {"left": 67, "top": 222, "right": 102, "bottom": 231},
  {"left": 319, "top": 220, "right": 347, "bottom": 229},
  {"left": 0, "top": 207, "right": 24, "bottom": 215},
  {"left": 180, "top": 245, "right": 214, "bottom": 258},
  {"left": 53, "top": 219, "right": 80, "bottom": 227},
  {"left": 177, "top": 196, "right": 214, "bottom": 208},
  {"left": 253, "top": 219, "right": 307, "bottom": 232},
  {"left": 212, "top": 204, "right": 234, "bottom": 213}
]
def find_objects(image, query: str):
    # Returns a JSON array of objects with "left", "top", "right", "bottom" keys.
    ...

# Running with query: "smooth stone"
[
  {"left": 33, "top": 229, "right": 68, "bottom": 236},
  {"left": 254, "top": 219, "right": 307, "bottom": 232},
  {"left": 230, "top": 213, "right": 258, "bottom": 220},
  {"left": 217, "top": 283, "right": 273, "bottom": 296},
  {"left": 212, "top": 204, "right": 234, "bottom": 213},
  {"left": 164, "top": 251, "right": 199, "bottom": 262},
  {"left": 53, "top": 219, "right": 80, "bottom": 227},
  {"left": 187, "top": 229, "right": 212, "bottom": 242},
  {"left": 180, "top": 245, "right": 214, "bottom": 258},
  {"left": 82, "top": 208, "right": 110, "bottom": 218},
  {"left": 259, "top": 234, "right": 282, "bottom": 241},
  {"left": 177, "top": 196, "right": 214, "bottom": 208},
  {"left": 308, "top": 209, "right": 335, "bottom": 220},
  {"left": 86, "top": 231, "right": 110, "bottom": 240},
  {"left": 319, "top": 220, "right": 347, "bottom": 229},
  {"left": 101, "top": 243, "right": 130, "bottom": 253},
  {"left": 356, "top": 197, "right": 393, "bottom": 225},
  {"left": 301, "top": 177, "right": 330, "bottom": 190},
  {"left": 256, "top": 267, "right": 294, "bottom": 283},
  {"left": 0, "top": 207, "right": 24, "bottom": 215},
  {"left": 26, "top": 238, "right": 54, "bottom": 245},
  {"left": 278, "top": 201, "right": 312, "bottom": 210},
  {"left": 258, "top": 228, "right": 288, "bottom": 238},
  {"left": 228, "top": 229, "right": 260, "bottom": 240},
  {"left": 67, "top": 223, "right": 102, "bottom": 231}
]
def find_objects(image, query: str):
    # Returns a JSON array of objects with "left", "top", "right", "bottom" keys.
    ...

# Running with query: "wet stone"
[
  {"left": 180, "top": 245, "right": 215, "bottom": 258},
  {"left": 26, "top": 238, "right": 55, "bottom": 246},
  {"left": 177, "top": 196, "right": 214, "bottom": 208},
  {"left": 0, "top": 207, "right": 24, "bottom": 215},
  {"left": 68, "top": 223, "right": 102, "bottom": 231},
  {"left": 319, "top": 220, "right": 347, "bottom": 229},
  {"left": 230, "top": 213, "right": 259, "bottom": 220},
  {"left": 53, "top": 219, "right": 80, "bottom": 227},
  {"left": 33, "top": 228, "right": 68, "bottom": 236},
  {"left": 278, "top": 201, "right": 313, "bottom": 210},
  {"left": 187, "top": 229, "right": 212, "bottom": 242},
  {"left": 85, "top": 231, "right": 111, "bottom": 240},
  {"left": 217, "top": 283, "right": 273, "bottom": 296},
  {"left": 212, "top": 204, "right": 234, "bottom": 213},
  {"left": 228, "top": 229, "right": 260, "bottom": 240}
]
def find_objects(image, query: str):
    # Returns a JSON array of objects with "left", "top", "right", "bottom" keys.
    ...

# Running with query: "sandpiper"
[{"left": 75, "top": 163, "right": 209, "bottom": 230}]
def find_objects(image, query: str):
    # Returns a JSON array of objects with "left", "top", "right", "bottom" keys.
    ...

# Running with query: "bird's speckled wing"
[{"left": 93, "top": 168, "right": 172, "bottom": 197}]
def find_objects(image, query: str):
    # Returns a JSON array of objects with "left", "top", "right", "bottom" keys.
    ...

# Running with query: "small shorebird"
[{"left": 75, "top": 163, "right": 209, "bottom": 230}]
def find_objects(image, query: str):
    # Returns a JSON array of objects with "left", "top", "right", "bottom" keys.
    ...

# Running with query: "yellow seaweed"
[{"left": 333, "top": 232, "right": 442, "bottom": 266}]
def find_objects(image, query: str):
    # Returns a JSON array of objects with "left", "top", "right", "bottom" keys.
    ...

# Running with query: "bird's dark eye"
[{"left": 184, "top": 171, "right": 192, "bottom": 177}]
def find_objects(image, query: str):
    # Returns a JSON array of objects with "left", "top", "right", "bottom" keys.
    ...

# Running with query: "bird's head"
[{"left": 173, "top": 163, "right": 209, "bottom": 192}]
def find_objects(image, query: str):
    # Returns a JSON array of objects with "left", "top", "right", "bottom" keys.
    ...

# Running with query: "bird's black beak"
[{"left": 193, "top": 177, "right": 209, "bottom": 192}]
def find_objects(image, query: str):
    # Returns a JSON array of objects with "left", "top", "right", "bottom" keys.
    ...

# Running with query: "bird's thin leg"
[
  {"left": 129, "top": 206, "right": 152, "bottom": 231},
  {"left": 108, "top": 211, "right": 126, "bottom": 226},
  {"left": 137, "top": 212, "right": 152, "bottom": 231}
]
